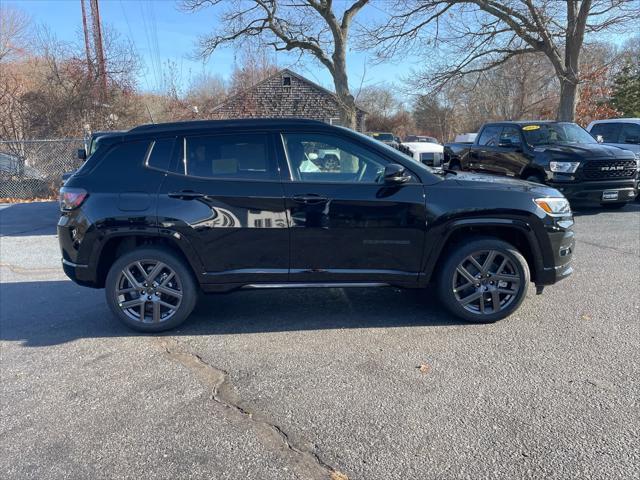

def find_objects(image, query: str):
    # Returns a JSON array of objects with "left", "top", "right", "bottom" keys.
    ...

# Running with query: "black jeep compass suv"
[{"left": 59, "top": 119, "right": 574, "bottom": 332}]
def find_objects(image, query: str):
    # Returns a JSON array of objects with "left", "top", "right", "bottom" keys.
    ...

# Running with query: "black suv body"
[
  {"left": 444, "top": 121, "right": 639, "bottom": 208},
  {"left": 59, "top": 119, "right": 574, "bottom": 331}
]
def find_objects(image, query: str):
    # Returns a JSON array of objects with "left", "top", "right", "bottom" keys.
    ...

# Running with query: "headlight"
[
  {"left": 534, "top": 197, "right": 571, "bottom": 216},
  {"left": 549, "top": 161, "right": 580, "bottom": 173}
]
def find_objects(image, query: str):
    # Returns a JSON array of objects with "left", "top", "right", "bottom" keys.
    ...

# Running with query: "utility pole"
[
  {"left": 89, "top": 0, "right": 107, "bottom": 100},
  {"left": 80, "top": 0, "right": 92, "bottom": 80}
]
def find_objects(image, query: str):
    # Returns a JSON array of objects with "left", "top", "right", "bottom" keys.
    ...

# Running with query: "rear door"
[
  {"left": 277, "top": 130, "right": 427, "bottom": 285},
  {"left": 156, "top": 131, "right": 289, "bottom": 284}
]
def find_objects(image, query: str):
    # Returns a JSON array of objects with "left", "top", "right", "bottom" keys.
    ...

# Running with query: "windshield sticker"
[{"left": 523, "top": 125, "right": 541, "bottom": 131}]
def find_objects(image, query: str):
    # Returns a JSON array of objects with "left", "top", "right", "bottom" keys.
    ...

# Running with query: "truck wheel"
[
  {"left": 601, "top": 202, "right": 627, "bottom": 209},
  {"left": 437, "top": 238, "right": 530, "bottom": 323},
  {"left": 105, "top": 247, "right": 198, "bottom": 332}
]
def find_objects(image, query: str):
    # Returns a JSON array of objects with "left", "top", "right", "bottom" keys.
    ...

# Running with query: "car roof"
[
  {"left": 587, "top": 118, "right": 640, "bottom": 124},
  {"left": 127, "top": 118, "right": 330, "bottom": 136},
  {"left": 484, "top": 120, "right": 574, "bottom": 127}
]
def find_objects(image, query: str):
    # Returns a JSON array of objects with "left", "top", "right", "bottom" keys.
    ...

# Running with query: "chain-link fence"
[{"left": 0, "top": 139, "right": 84, "bottom": 199}]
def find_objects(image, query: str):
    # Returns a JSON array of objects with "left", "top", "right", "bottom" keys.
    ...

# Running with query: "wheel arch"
[
  {"left": 93, "top": 231, "right": 204, "bottom": 288},
  {"left": 423, "top": 218, "right": 544, "bottom": 285}
]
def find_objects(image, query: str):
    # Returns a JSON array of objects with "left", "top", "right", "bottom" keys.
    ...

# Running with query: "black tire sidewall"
[
  {"left": 105, "top": 247, "right": 198, "bottom": 332},
  {"left": 437, "top": 238, "right": 530, "bottom": 323}
]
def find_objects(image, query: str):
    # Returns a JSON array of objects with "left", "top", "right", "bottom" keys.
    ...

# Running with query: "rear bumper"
[
  {"left": 61, "top": 257, "right": 97, "bottom": 287},
  {"left": 549, "top": 178, "right": 638, "bottom": 204}
]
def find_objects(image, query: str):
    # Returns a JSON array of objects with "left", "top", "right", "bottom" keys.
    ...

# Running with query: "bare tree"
[
  {"left": 368, "top": 0, "right": 639, "bottom": 121},
  {"left": 0, "top": 5, "right": 31, "bottom": 63},
  {"left": 182, "top": 0, "right": 370, "bottom": 129}
]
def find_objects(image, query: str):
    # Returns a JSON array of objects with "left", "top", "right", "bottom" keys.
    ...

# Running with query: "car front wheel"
[
  {"left": 437, "top": 238, "right": 530, "bottom": 323},
  {"left": 105, "top": 247, "right": 198, "bottom": 332}
]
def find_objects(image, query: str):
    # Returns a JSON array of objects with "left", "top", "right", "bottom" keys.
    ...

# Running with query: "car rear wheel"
[
  {"left": 105, "top": 247, "right": 198, "bottom": 332},
  {"left": 437, "top": 238, "right": 530, "bottom": 323}
]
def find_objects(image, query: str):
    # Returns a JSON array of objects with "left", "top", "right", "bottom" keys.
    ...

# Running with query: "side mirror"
[
  {"left": 77, "top": 148, "right": 87, "bottom": 160},
  {"left": 383, "top": 163, "right": 410, "bottom": 184},
  {"left": 596, "top": 135, "right": 604, "bottom": 143}
]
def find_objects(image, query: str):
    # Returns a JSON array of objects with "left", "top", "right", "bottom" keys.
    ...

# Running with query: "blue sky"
[{"left": 8, "top": 0, "right": 413, "bottom": 94}]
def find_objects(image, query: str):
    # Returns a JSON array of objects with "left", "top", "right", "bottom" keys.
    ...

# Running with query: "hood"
[
  {"left": 533, "top": 143, "right": 636, "bottom": 161},
  {"left": 402, "top": 142, "right": 444, "bottom": 153},
  {"left": 452, "top": 172, "right": 561, "bottom": 197}
]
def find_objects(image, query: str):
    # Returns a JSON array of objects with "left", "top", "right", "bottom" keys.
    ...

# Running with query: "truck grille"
[{"left": 582, "top": 160, "right": 637, "bottom": 180}]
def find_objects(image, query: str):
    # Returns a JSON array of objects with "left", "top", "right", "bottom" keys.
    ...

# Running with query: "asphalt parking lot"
[{"left": 1, "top": 201, "right": 639, "bottom": 479}]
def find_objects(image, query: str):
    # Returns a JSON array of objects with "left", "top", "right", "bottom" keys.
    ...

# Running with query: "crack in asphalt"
[
  {"left": 576, "top": 238, "right": 640, "bottom": 257},
  {"left": 154, "top": 337, "right": 347, "bottom": 480}
]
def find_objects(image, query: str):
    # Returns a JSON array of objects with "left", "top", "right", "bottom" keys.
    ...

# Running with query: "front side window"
[
  {"left": 177, "top": 134, "right": 276, "bottom": 180},
  {"left": 589, "top": 123, "right": 621, "bottom": 143},
  {"left": 477, "top": 126, "right": 501, "bottom": 146},
  {"left": 620, "top": 123, "right": 640, "bottom": 144},
  {"left": 499, "top": 126, "right": 522, "bottom": 146},
  {"left": 282, "top": 132, "right": 389, "bottom": 183}
]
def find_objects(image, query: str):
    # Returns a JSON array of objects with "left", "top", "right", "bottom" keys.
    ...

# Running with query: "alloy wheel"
[
  {"left": 452, "top": 250, "right": 522, "bottom": 315},
  {"left": 114, "top": 260, "right": 183, "bottom": 324}
]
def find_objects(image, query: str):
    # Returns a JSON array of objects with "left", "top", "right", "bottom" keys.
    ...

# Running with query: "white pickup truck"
[{"left": 399, "top": 141, "right": 445, "bottom": 167}]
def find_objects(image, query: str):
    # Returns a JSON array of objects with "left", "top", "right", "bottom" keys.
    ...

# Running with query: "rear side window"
[
  {"left": 477, "top": 126, "right": 501, "bottom": 146},
  {"left": 620, "top": 123, "right": 640, "bottom": 144},
  {"left": 146, "top": 137, "right": 175, "bottom": 171},
  {"left": 177, "top": 134, "right": 276, "bottom": 180},
  {"left": 590, "top": 123, "right": 621, "bottom": 143}
]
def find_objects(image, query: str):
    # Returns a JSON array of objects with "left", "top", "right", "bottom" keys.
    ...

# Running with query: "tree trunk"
[
  {"left": 331, "top": 51, "right": 358, "bottom": 130},
  {"left": 557, "top": 76, "right": 579, "bottom": 121}
]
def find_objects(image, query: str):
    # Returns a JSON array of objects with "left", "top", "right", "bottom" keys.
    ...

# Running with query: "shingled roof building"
[{"left": 210, "top": 69, "right": 367, "bottom": 131}]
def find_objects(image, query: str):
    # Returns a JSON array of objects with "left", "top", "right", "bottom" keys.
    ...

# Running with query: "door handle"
[
  {"left": 292, "top": 194, "right": 329, "bottom": 204},
  {"left": 168, "top": 190, "right": 205, "bottom": 200}
]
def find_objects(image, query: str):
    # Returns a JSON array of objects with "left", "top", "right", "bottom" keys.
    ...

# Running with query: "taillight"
[{"left": 59, "top": 187, "right": 88, "bottom": 211}]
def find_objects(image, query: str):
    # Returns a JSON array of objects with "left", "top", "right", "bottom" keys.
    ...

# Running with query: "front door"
[
  {"left": 278, "top": 131, "right": 427, "bottom": 285},
  {"left": 156, "top": 132, "right": 289, "bottom": 284}
]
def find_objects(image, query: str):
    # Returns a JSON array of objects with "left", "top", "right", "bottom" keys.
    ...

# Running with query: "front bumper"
[{"left": 548, "top": 178, "right": 638, "bottom": 204}]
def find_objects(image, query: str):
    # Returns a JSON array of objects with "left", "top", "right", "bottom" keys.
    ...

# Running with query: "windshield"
[
  {"left": 370, "top": 133, "right": 395, "bottom": 142},
  {"left": 522, "top": 123, "right": 596, "bottom": 146}
]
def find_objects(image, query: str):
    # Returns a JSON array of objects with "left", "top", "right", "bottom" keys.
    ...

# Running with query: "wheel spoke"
[
  {"left": 497, "top": 287, "right": 517, "bottom": 295},
  {"left": 494, "top": 274, "right": 519, "bottom": 283},
  {"left": 491, "top": 290, "right": 501, "bottom": 312},
  {"left": 152, "top": 301, "right": 161, "bottom": 322},
  {"left": 160, "top": 272, "right": 175, "bottom": 287},
  {"left": 139, "top": 301, "right": 145, "bottom": 320},
  {"left": 122, "top": 268, "right": 141, "bottom": 289},
  {"left": 495, "top": 257, "right": 508, "bottom": 275},
  {"left": 456, "top": 265, "right": 477, "bottom": 284},
  {"left": 468, "top": 255, "right": 483, "bottom": 272},
  {"left": 158, "top": 300, "right": 176, "bottom": 310},
  {"left": 479, "top": 293, "right": 485, "bottom": 313},
  {"left": 135, "top": 261, "right": 148, "bottom": 280},
  {"left": 481, "top": 251, "right": 497, "bottom": 274},
  {"left": 460, "top": 290, "right": 482, "bottom": 305},
  {"left": 121, "top": 298, "right": 143, "bottom": 309},
  {"left": 453, "top": 281, "right": 473, "bottom": 293},
  {"left": 117, "top": 287, "right": 138, "bottom": 295},
  {"left": 157, "top": 285, "right": 182, "bottom": 299},
  {"left": 147, "top": 262, "right": 165, "bottom": 283}
]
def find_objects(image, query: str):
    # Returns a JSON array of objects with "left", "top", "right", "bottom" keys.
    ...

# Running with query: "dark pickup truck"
[{"left": 444, "top": 121, "right": 639, "bottom": 208}]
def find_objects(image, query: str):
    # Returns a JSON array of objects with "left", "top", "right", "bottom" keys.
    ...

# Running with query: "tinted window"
[
  {"left": 620, "top": 123, "right": 640, "bottom": 144},
  {"left": 282, "top": 132, "right": 390, "bottom": 183},
  {"left": 178, "top": 134, "right": 275, "bottom": 180},
  {"left": 590, "top": 123, "right": 622, "bottom": 143},
  {"left": 146, "top": 137, "right": 175, "bottom": 171},
  {"left": 477, "top": 126, "right": 501, "bottom": 146},
  {"left": 523, "top": 123, "right": 596, "bottom": 145},
  {"left": 500, "top": 126, "right": 522, "bottom": 146}
]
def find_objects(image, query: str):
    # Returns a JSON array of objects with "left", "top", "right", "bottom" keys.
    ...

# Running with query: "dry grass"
[{"left": 0, "top": 196, "right": 57, "bottom": 203}]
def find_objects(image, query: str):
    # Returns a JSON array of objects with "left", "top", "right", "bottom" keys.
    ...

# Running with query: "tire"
[
  {"left": 525, "top": 174, "right": 544, "bottom": 184},
  {"left": 105, "top": 247, "right": 198, "bottom": 332},
  {"left": 437, "top": 237, "right": 530, "bottom": 323},
  {"left": 600, "top": 202, "right": 627, "bottom": 209}
]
